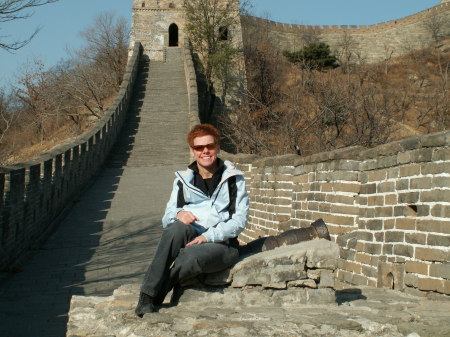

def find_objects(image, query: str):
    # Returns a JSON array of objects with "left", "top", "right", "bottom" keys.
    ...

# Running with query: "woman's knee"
[
  {"left": 172, "top": 248, "right": 202, "bottom": 280},
  {"left": 163, "top": 221, "right": 188, "bottom": 238}
]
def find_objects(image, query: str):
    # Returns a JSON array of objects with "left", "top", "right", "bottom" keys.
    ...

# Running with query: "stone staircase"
[{"left": 107, "top": 47, "right": 190, "bottom": 168}]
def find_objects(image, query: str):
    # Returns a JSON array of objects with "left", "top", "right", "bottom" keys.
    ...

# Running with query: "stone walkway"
[
  {"left": 0, "top": 48, "right": 190, "bottom": 337},
  {"left": 67, "top": 283, "right": 450, "bottom": 337}
]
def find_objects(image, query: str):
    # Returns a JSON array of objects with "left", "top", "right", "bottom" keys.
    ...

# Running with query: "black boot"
[
  {"left": 135, "top": 292, "right": 155, "bottom": 318},
  {"left": 170, "top": 284, "right": 184, "bottom": 306}
]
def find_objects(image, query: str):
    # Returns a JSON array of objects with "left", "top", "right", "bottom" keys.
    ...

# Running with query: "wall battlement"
[
  {"left": 242, "top": 3, "right": 450, "bottom": 63},
  {"left": 245, "top": 2, "right": 449, "bottom": 35}
]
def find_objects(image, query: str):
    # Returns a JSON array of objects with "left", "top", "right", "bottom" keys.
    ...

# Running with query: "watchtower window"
[
  {"left": 219, "top": 26, "right": 229, "bottom": 41},
  {"left": 169, "top": 23, "right": 179, "bottom": 47}
]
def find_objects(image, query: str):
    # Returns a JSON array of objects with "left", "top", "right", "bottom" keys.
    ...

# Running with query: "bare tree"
[
  {"left": 59, "top": 59, "right": 115, "bottom": 120},
  {"left": 184, "top": 0, "right": 246, "bottom": 121},
  {"left": 0, "top": 0, "right": 59, "bottom": 51},
  {"left": 335, "top": 31, "right": 359, "bottom": 77},
  {"left": 78, "top": 12, "right": 129, "bottom": 87},
  {"left": 15, "top": 59, "right": 57, "bottom": 140},
  {"left": 423, "top": 13, "right": 449, "bottom": 47},
  {"left": 0, "top": 89, "right": 11, "bottom": 144}
]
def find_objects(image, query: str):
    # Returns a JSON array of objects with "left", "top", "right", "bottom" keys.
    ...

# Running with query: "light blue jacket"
[{"left": 162, "top": 160, "right": 249, "bottom": 243}]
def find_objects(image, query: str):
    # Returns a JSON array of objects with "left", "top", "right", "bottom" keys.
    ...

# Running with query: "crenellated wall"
[
  {"left": 0, "top": 43, "right": 143, "bottom": 271},
  {"left": 223, "top": 130, "right": 450, "bottom": 297},
  {"left": 242, "top": 2, "right": 450, "bottom": 63}
]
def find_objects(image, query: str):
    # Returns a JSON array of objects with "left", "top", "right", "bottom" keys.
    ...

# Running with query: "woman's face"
[{"left": 190, "top": 135, "right": 220, "bottom": 170}]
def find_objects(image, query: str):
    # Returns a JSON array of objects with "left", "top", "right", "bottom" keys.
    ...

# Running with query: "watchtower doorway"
[{"left": 169, "top": 23, "right": 179, "bottom": 47}]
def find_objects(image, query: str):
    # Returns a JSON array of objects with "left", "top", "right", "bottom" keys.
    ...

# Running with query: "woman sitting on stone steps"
[{"left": 135, "top": 123, "right": 249, "bottom": 317}]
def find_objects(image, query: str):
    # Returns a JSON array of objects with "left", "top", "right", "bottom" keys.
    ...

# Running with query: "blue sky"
[{"left": 0, "top": 0, "right": 441, "bottom": 87}]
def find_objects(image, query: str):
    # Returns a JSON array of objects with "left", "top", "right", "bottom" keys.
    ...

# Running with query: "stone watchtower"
[
  {"left": 130, "top": 0, "right": 187, "bottom": 60},
  {"left": 130, "top": 0, "right": 243, "bottom": 62}
]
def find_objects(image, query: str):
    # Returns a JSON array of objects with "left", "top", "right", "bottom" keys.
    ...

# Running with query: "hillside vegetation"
[
  {"left": 0, "top": 13, "right": 128, "bottom": 165},
  {"left": 222, "top": 37, "right": 449, "bottom": 156}
]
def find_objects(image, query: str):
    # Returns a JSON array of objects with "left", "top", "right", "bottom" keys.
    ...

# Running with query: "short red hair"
[{"left": 187, "top": 124, "right": 220, "bottom": 147}]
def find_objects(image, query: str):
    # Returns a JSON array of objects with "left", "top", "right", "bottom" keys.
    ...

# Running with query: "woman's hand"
[
  {"left": 186, "top": 235, "right": 207, "bottom": 247},
  {"left": 177, "top": 210, "right": 199, "bottom": 225}
]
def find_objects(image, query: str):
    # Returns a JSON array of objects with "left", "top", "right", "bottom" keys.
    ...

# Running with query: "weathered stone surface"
[
  {"left": 203, "top": 239, "right": 339, "bottom": 289},
  {"left": 66, "top": 284, "right": 450, "bottom": 337}
]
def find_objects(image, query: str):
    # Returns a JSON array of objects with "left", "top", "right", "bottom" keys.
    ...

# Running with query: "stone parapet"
[
  {"left": 242, "top": 3, "right": 450, "bottom": 64},
  {"left": 0, "top": 43, "right": 143, "bottom": 272},
  {"left": 182, "top": 38, "right": 200, "bottom": 128},
  {"left": 224, "top": 130, "right": 450, "bottom": 296}
]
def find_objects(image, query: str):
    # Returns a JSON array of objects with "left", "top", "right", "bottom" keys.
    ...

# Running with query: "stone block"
[
  {"left": 375, "top": 206, "right": 393, "bottom": 217},
  {"left": 431, "top": 204, "right": 450, "bottom": 218},
  {"left": 368, "top": 195, "right": 384, "bottom": 206},
  {"left": 355, "top": 252, "right": 371, "bottom": 265},
  {"left": 209, "top": 239, "right": 339, "bottom": 289},
  {"left": 421, "top": 162, "right": 448, "bottom": 175},
  {"left": 385, "top": 231, "right": 405, "bottom": 243},
  {"left": 318, "top": 270, "right": 335, "bottom": 288},
  {"left": 364, "top": 243, "right": 382, "bottom": 255},
  {"left": 439, "top": 279, "right": 450, "bottom": 295},
  {"left": 362, "top": 265, "right": 378, "bottom": 279},
  {"left": 307, "top": 269, "right": 321, "bottom": 280},
  {"left": 432, "top": 148, "right": 450, "bottom": 161},
  {"left": 416, "top": 219, "right": 450, "bottom": 234},
  {"left": 405, "top": 261, "right": 429, "bottom": 275},
  {"left": 404, "top": 273, "right": 419, "bottom": 288},
  {"left": 365, "top": 220, "right": 383, "bottom": 231},
  {"left": 421, "top": 190, "right": 450, "bottom": 203},
  {"left": 398, "top": 192, "right": 419, "bottom": 204},
  {"left": 395, "top": 218, "right": 416, "bottom": 230},
  {"left": 303, "top": 288, "right": 336, "bottom": 304},
  {"left": 360, "top": 183, "right": 376, "bottom": 194},
  {"left": 427, "top": 234, "right": 450, "bottom": 247},
  {"left": 405, "top": 233, "right": 427, "bottom": 245},
  {"left": 377, "top": 181, "right": 395, "bottom": 193},
  {"left": 429, "top": 263, "right": 450, "bottom": 280},
  {"left": 432, "top": 176, "right": 450, "bottom": 189},
  {"left": 399, "top": 164, "right": 420, "bottom": 177},
  {"left": 393, "top": 244, "right": 413, "bottom": 258},
  {"left": 410, "top": 177, "right": 432, "bottom": 189},
  {"left": 415, "top": 247, "right": 448, "bottom": 262},
  {"left": 418, "top": 278, "right": 442, "bottom": 292},
  {"left": 288, "top": 279, "right": 317, "bottom": 288},
  {"left": 367, "top": 170, "right": 387, "bottom": 182},
  {"left": 417, "top": 204, "right": 430, "bottom": 217},
  {"left": 396, "top": 178, "right": 409, "bottom": 190}
]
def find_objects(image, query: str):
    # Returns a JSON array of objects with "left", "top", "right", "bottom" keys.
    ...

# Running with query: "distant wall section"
[{"left": 242, "top": 3, "right": 450, "bottom": 63}]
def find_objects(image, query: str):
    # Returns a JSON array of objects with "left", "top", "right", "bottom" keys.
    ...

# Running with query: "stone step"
[{"left": 106, "top": 47, "right": 190, "bottom": 169}]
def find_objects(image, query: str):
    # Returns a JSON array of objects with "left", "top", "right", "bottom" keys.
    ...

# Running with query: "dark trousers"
[{"left": 140, "top": 221, "right": 239, "bottom": 302}]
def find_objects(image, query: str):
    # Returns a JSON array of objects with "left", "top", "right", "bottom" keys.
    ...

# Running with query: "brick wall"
[
  {"left": 242, "top": 3, "right": 450, "bottom": 64},
  {"left": 223, "top": 131, "right": 450, "bottom": 296},
  {"left": 0, "top": 43, "right": 143, "bottom": 271}
]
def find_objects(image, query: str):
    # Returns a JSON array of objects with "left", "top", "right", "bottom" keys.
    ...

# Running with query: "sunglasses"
[{"left": 191, "top": 143, "right": 218, "bottom": 152}]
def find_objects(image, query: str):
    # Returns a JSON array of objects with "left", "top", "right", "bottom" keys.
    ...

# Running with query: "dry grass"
[{"left": 2, "top": 95, "right": 117, "bottom": 165}]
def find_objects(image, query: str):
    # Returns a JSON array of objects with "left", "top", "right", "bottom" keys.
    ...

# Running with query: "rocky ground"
[
  {"left": 67, "top": 283, "right": 450, "bottom": 337},
  {"left": 67, "top": 240, "right": 450, "bottom": 337}
]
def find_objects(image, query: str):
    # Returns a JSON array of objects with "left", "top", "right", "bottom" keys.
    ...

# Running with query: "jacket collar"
[{"left": 188, "top": 158, "right": 225, "bottom": 174}]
